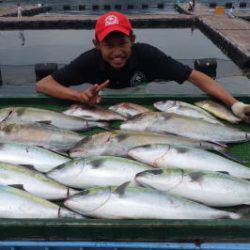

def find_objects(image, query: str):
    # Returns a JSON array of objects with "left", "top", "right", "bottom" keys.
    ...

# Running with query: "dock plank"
[{"left": 178, "top": 3, "right": 250, "bottom": 67}]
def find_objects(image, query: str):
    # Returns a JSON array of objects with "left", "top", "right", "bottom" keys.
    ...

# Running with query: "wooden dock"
[
  {"left": 0, "top": 5, "right": 51, "bottom": 17},
  {"left": 0, "top": 13, "right": 193, "bottom": 29},
  {"left": 177, "top": 3, "right": 250, "bottom": 68}
]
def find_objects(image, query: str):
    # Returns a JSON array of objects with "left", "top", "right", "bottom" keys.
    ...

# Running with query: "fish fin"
[
  {"left": 82, "top": 115, "right": 95, "bottom": 119},
  {"left": 20, "top": 164, "right": 36, "bottom": 171},
  {"left": 114, "top": 181, "right": 130, "bottom": 197},
  {"left": 188, "top": 172, "right": 205, "bottom": 182},
  {"left": 87, "top": 121, "right": 112, "bottom": 131},
  {"left": 35, "top": 122, "right": 58, "bottom": 130},
  {"left": 136, "top": 169, "right": 163, "bottom": 178},
  {"left": 49, "top": 149, "right": 69, "bottom": 157},
  {"left": 114, "top": 134, "right": 129, "bottom": 142},
  {"left": 216, "top": 171, "right": 230, "bottom": 175},
  {"left": 36, "top": 120, "right": 52, "bottom": 125},
  {"left": 219, "top": 151, "right": 248, "bottom": 164},
  {"left": 74, "top": 136, "right": 92, "bottom": 146},
  {"left": 175, "top": 147, "right": 190, "bottom": 154},
  {"left": 90, "top": 159, "right": 104, "bottom": 168},
  {"left": 9, "top": 184, "right": 25, "bottom": 191}
]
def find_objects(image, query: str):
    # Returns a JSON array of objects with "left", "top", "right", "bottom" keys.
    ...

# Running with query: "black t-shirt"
[{"left": 51, "top": 43, "right": 193, "bottom": 89}]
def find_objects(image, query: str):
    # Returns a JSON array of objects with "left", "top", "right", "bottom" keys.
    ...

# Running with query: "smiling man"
[{"left": 36, "top": 11, "right": 250, "bottom": 122}]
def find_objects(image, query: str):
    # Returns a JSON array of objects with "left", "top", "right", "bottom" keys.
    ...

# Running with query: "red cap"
[{"left": 95, "top": 12, "right": 133, "bottom": 42}]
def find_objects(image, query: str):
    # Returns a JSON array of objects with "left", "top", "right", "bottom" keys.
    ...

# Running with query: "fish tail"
[
  {"left": 214, "top": 212, "right": 241, "bottom": 220},
  {"left": 246, "top": 133, "right": 250, "bottom": 140},
  {"left": 229, "top": 212, "right": 241, "bottom": 220},
  {"left": 219, "top": 151, "right": 248, "bottom": 164},
  {"left": 98, "top": 122, "right": 112, "bottom": 131}
]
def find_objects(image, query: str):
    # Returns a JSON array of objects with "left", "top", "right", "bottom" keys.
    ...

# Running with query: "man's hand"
[
  {"left": 77, "top": 80, "right": 109, "bottom": 105},
  {"left": 231, "top": 102, "right": 250, "bottom": 123}
]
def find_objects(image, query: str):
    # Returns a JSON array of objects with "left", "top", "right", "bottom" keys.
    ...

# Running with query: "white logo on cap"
[{"left": 105, "top": 15, "right": 119, "bottom": 26}]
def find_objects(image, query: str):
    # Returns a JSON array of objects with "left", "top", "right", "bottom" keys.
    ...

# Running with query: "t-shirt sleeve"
[
  {"left": 51, "top": 49, "right": 98, "bottom": 87},
  {"left": 141, "top": 44, "right": 193, "bottom": 84}
]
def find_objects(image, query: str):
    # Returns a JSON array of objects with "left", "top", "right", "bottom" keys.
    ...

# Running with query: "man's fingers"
[
  {"left": 96, "top": 80, "right": 110, "bottom": 91},
  {"left": 96, "top": 95, "right": 102, "bottom": 104},
  {"left": 84, "top": 91, "right": 93, "bottom": 99}
]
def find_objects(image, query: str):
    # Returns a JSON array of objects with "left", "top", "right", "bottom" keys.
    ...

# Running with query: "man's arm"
[
  {"left": 188, "top": 70, "right": 237, "bottom": 107},
  {"left": 36, "top": 75, "right": 109, "bottom": 104},
  {"left": 188, "top": 70, "right": 250, "bottom": 122}
]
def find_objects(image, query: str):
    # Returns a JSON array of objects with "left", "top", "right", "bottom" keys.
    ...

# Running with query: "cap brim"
[{"left": 97, "top": 25, "right": 130, "bottom": 42}]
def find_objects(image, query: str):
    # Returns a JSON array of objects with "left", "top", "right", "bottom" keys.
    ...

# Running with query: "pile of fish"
[{"left": 0, "top": 99, "right": 249, "bottom": 219}]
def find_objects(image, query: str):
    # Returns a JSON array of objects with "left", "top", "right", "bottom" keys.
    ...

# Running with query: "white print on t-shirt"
[
  {"left": 105, "top": 15, "right": 119, "bottom": 26},
  {"left": 130, "top": 71, "right": 146, "bottom": 86}
]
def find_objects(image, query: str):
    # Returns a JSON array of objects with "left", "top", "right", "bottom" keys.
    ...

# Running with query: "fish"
[
  {"left": 0, "top": 122, "right": 84, "bottom": 152},
  {"left": 195, "top": 100, "right": 241, "bottom": 124},
  {"left": 128, "top": 144, "right": 250, "bottom": 179},
  {"left": 47, "top": 156, "right": 151, "bottom": 189},
  {"left": 154, "top": 100, "right": 222, "bottom": 124},
  {"left": 0, "top": 185, "right": 83, "bottom": 219},
  {"left": 120, "top": 112, "right": 250, "bottom": 143},
  {"left": 0, "top": 142, "right": 70, "bottom": 173},
  {"left": 64, "top": 182, "right": 240, "bottom": 219},
  {"left": 135, "top": 168, "right": 250, "bottom": 207},
  {"left": 0, "top": 162, "right": 79, "bottom": 200},
  {"left": 0, "top": 107, "right": 109, "bottom": 131},
  {"left": 69, "top": 130, "right": 225, "bottom": 158},
  {"left": 109, "top": 102, "right": 150, "bottom": 118},
  {"left": 63, "top": 104, "right": 126, "bottom": 121}
]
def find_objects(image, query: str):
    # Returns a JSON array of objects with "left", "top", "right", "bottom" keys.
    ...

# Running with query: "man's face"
[{"left": 94, "top": 32, "right": 135, "bottom": 69}]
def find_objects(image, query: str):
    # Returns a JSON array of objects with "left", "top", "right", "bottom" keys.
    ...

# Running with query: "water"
[
  {"left": 0, "top": 28, "right": 230, "bottom": 66},
  {"left": 0, "top": 27, "right": 249, "bottom": 97}
]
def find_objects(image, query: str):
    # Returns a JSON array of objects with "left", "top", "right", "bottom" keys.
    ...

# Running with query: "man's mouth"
[{"left": 112, "top": 57, "right": 126, "bottom": 66}]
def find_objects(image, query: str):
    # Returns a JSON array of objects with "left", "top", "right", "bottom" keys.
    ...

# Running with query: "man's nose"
[{"left": 112, "top": 46, "right": 123, "bottom": 56}]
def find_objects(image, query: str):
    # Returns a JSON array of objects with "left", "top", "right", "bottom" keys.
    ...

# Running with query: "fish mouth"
[
  {"left": 69, "top": 149, "right": 84, "bottom": 157},
  {"left": 136, "top": 169, "right": 163, "bottom": 178},
  {"left": 1, "top": 109, "right": 14, "bottom": 123}
]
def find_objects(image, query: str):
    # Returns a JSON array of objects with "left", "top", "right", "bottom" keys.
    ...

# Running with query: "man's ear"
[
  {"left": 131, "top": 34, "right": 136, "bottom": 44},
  {"left": 93, "top": 39, "right": 100, "bottom": 49}
]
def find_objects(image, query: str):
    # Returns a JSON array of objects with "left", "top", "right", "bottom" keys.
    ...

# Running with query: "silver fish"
[
  {"left": 64, "top": 182, "right": 240, "bottom": 219},
  {"left": 0, "top": 107, "right": 109, "bottom": 131},
  {"left": 154, "top": 100, "right": 222, "bottom": 124},
  {"left": 128, "top": 144, "right": 250, "bottom": 179},
  {"left": 120, "top": 112, "right": 250, "bottom": 143},
  {"left": 0, "top": 185, "right": 82, "bottom": 219},
  {"left": 47, "top": 156, "right": 151, "bottom": 188},
  {"left": 0, "top": 142, "right": 70, "bottom": 173},
  {"left": 69, "top": 130, "right": 225, "bottom": 158},
  {"left": 0, "top": 162, "right": 79, "bottom": 200},
  {"left": 0, "top": 122, "right": 84, "bottom": 152},
  {"left": 195, "top": 100, "right": 241, "bottom": 124},
  {"left": 63, "top": 104, "right": 126, "bottom": 121},
  {"left": 109, "top": 102, "right": 150, "bottom": 118},
  {"left": 136, "top": 168, "right": 250, "bottom": 207}
]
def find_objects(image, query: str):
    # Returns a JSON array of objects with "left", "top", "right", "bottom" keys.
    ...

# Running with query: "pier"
[{"left": 177, "top": 3, "right": 250, "bottom": 68}]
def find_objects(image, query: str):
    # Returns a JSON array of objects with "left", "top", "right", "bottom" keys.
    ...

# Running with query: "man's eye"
[
  {"left": 104, "top": 44, "right": 113, "bottom": 48},
  {"left": 120, "top": 43, "right": 127, "bottom": 47}
]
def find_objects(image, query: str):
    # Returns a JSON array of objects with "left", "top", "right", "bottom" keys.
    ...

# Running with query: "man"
[
  {"left": 36, "top": 11, "right": 250, "bottom": 122},
  {"left": 17, "top": 3, "right": 22, "bottom": 20}
]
